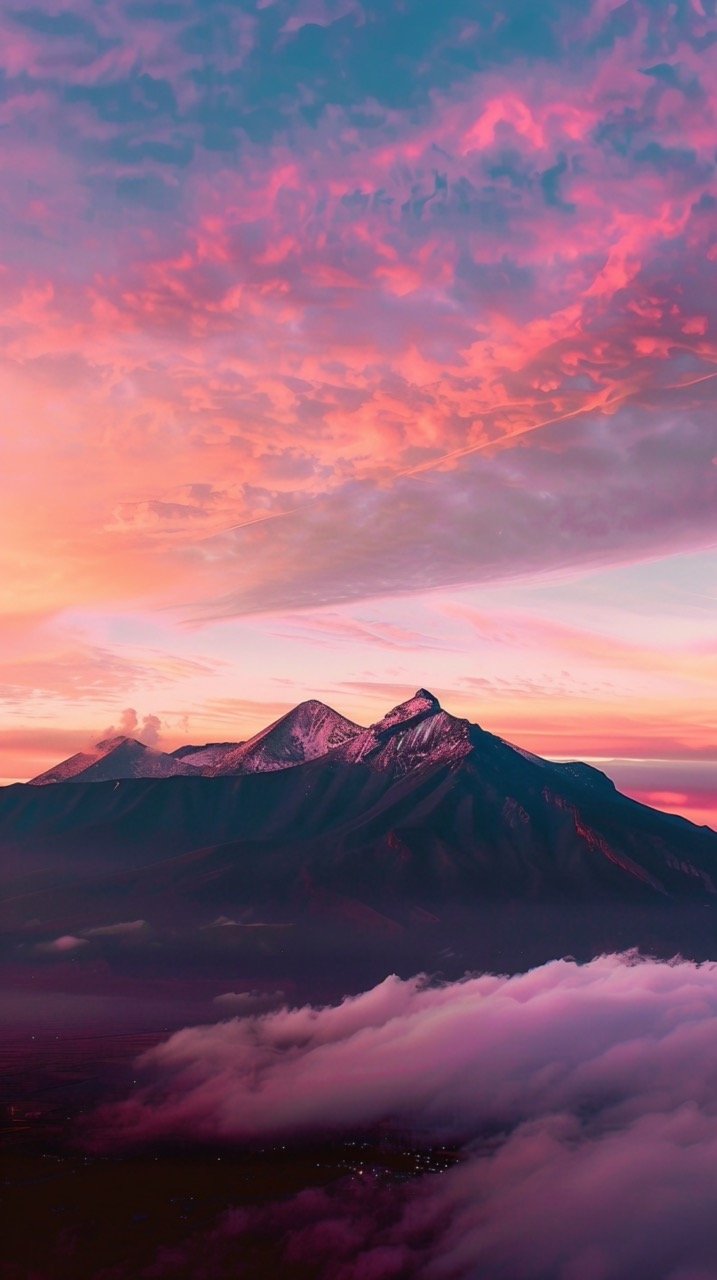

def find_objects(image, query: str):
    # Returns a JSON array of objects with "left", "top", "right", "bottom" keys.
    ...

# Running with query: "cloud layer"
[
  {"left": 1, "top": 0, "right": 715, "bottom": 620},
  {"left": 98, "top": 954, "right": 717, "bottom": 1278}
]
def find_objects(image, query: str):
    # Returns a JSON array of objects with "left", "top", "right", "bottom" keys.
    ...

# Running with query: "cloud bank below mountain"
[{"left": 98, "top": 953, "right": 717, "bottom": 1278}]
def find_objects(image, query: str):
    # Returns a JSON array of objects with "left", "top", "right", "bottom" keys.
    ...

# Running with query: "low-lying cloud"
[
  {"left": 83, "top": 919, "right": 147, "bottom": 938},
  {"left": 98, "top": 953, "right": 717, "bottom": 1278},
  {"left": 35, "top": 933, "right": 88, "bottom": 954},
  {"left": 213, "top": 989, "right": 287, "bottom": 1015}
]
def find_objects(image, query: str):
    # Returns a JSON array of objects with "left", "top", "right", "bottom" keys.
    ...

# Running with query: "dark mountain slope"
[
  {"left": 2, "top": 696, "right": 715, "bottom": 951},
  {"left": 29, "top": 735, "right": 199, "bottom": 785}
]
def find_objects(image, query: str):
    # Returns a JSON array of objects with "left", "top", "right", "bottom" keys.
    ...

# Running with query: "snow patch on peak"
[
  {"left": 331, "top": 701, "right": 470, "bottom": 776},
  {"left": 415, "top": 688, "right": 441, "bottom": 704},
  {"left": 374, "top": 689, "right": 442, "bottom": 734}
]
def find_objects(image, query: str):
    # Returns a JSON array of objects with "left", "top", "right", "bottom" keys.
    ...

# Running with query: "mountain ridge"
[
  {"left": 29, "top": 734, "right": 200, "bottom": 785},
  {"left": 3, "top": 690, "right": 714, "bottom": 927},
  {"left": 24, "top": 690, "right": 491, "bottom": 787},
  {"left": 209, "top": 698, "right": 364, "bottom": 776},
  {"left": 27, "top": 695, "right": 371, "bottom": 784}
]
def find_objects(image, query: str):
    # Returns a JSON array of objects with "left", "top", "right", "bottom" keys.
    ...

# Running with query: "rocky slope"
[
  {"left": 29, "top": 736, "right": 200, "bottom": 784},
  {"left": 5, "top": 693, "right": 715, "bottom": 944}
]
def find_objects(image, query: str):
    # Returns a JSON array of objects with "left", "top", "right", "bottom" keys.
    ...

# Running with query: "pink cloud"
[
  {"left": 92, "top": 954, "right": 717, "bottom": 1279},
  {"left": 99, "top": 954, "right": 717, "bottom": 1146},
  {"left": 37, "top": 933, "right": 88, "bottom": 953}
]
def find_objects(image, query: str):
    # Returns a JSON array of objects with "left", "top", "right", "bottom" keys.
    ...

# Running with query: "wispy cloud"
[{"left": 1, "top": 0, "right": 714, "bottom": 619}]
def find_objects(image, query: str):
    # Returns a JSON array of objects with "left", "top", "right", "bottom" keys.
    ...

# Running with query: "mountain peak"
[
  {"left": 330, "top": 687, "right": 468, "bottom": 774},
  {"left": 288, "top": 699, "right": 339, "bottom": 722},
  {"left": 29, "top": 734, "right": 199, "bottom": 785},
  {"left": 209, "top": 699, "right": 363, "bottom": 775},
  {"left": 415, "top": 688, "right": 440, "bottom": 704},
  {"left": 374, "top": 689, "right": 442, "bottom": 734},
  {"left": 94, "top": 735, "right": 144, "bottom": 753}
]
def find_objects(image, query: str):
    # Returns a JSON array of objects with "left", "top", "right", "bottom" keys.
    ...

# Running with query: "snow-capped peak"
[
  {"left": 209, "top": 699, "right": 363, "bottom": 775},
  {"left": 373, "top": 689, "right": 442, "bottom": 734},
  {"left": 330, "top": 689, "right": 469, "bottom": 775}
]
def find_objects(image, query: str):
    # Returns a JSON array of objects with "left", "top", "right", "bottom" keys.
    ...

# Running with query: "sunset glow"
[{"left": 0, "top": 0, "right": 715, "bottom": 824}]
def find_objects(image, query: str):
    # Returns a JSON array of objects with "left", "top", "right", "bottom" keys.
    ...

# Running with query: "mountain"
[
  {"left": 200, "top": 699, "right": 363, "bottom": 774},
  {"left": 4, "top": 690, "right": 717, "bottom": 982},
  {"left": 330, "top": 688, "right": 471, "bottom": 775},
  {"left": 28, "top": 735, "right": 200, "bottom": 785},
  {"left": 28, "top": 701, "right": 364, "bottom": 785}
]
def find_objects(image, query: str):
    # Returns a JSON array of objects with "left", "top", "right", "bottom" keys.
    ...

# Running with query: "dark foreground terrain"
[{"left": 1, "top": 1015, "right": 461, "bottom": 1280}]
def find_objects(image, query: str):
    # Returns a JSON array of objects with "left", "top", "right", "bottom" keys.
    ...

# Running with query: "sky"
[{"left": 0, "top": 0, "right": 715, "bottom": 823}]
